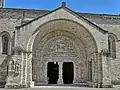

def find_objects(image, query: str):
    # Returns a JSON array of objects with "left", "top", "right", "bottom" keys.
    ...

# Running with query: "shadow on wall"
[
  {"left": 0, "top": 55, "right": 11, "bottom": 88},
  {"left": 112, "top": 80, "right": 120, "bottom": 85}
]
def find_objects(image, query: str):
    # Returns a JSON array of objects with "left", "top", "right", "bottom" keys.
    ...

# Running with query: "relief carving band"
[{"left": 42, "top": 37, "right": 77, "bottom": 58}]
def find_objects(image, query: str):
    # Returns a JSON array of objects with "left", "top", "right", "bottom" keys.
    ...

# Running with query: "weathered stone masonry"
[{"left": 0, "top": 1, "right": 120, "bottom": 88}]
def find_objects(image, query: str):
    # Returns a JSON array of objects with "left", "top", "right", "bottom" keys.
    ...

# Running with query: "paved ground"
[{"left": 0, "top": 86, "right": 120, "bottom": 90}]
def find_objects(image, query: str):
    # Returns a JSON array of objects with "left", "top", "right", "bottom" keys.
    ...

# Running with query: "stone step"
[
  {"left": 31, "top": 86, "right": 115, "bottom": 90},
  {"left": 35, "top": 83, "right": 88, "bottom": 87}
]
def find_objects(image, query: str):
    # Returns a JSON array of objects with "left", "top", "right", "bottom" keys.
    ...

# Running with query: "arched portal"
[
  {"left": 29, "top": 19, "right": 98, "bottom": 85},
  {"left": 32, "top": 36, "right": 80, "bottom": 84}
]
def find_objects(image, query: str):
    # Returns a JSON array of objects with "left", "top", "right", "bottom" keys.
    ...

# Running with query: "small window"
[
  {"left": 108, "top": 39, "right": 111, "bottom": 53},
  {"left": 2, "top": 34, "right": 9, "bottom": 55},
  {"left": 112, "top": 40, "right": 116, "bottom": 58},
  {"left": 108, "top": 35, "right": 116, "bottom": 58}
]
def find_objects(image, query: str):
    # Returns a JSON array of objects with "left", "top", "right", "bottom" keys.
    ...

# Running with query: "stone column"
[
  {"left": 26, "top": 53, "right": 34, "bottom": 88},
  {"left": 0, "top": 37, "right": 2, "bottom": 54},
  {"left": 93, "top": 53, "right": 99, "bottom": 87},
  {"left": 21, "top": 53, "right": 27, "bottom": 85},
  {"left": 58, "top": 62, "right": 63, "bottom": 84},
  {"left": 42, "top": 62, "right": 48, "bottom": 84},
  {"left": 73, "top": 63, "right": 77, "bottom": 83},
  {"left": 100, "top": 50, "right": 112, "bottom": 88},
  {"left": 97, "top": 53, "right": 102, "bottom": 88}
]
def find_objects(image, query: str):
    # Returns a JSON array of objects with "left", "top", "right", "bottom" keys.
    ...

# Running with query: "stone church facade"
[{"left": 0, "top": 0, "right": 120, "bottom": 88}]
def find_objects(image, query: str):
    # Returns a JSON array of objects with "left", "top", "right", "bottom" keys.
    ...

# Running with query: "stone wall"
[
  {"left": 0, "top": 8, "right": 49, "bottom": 87},
  {"left": 0, "top": 6, "right": 119, "bottom": 88},
  {"left": 5, "top": 7, "right": 111, "bottom": 88},
  {"left": 110, "top": 41, "right": 120, "bottom": 84},
  {"left": 96, "top": 24, "right": 120, "bottom": 84},
  {"left": 83, "top": 14, "right": 120, "bottom": 84}
]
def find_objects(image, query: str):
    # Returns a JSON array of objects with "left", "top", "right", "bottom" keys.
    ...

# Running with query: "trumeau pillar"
[{"left": 58, "top": 62, "right": 63, "bottom": 84}]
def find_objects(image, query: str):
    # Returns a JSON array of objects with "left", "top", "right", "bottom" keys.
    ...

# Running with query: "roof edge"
[
  {"left": 79, "top": 12, "right": 120, "bottom": 17},
  {"left": 16, "top": 6, "right": 108, "bottom": 34},
  {"left": 15, "top": 7, "right": 63, "bottom": 28},
  {"left": 0, "top": 7, "right": 50, "bottom": 12},
  {"left": 63, "top": 7, "right": 108, "bottom": 34}
]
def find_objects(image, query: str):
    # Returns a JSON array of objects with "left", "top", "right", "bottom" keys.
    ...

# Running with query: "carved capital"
[
  {"left": 101, "top": 49, "right": 110, "bottom": 57},
  {"left": 12, "top": 45, "right": 25, "bottom": 55}
]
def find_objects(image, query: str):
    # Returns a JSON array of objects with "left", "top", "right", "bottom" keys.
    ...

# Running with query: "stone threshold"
[{"left": 35, "top": 83, "right": 88, "bottom": 87}]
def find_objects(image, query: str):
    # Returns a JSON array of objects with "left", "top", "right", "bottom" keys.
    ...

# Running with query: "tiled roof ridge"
[
  {"left": 79, "top": 12, "right": 120, "bottom": 17},
  {"left": 0, "top": 7, "right": 50, "bottom": 12},
  {"left": 79, "top": 13, "right": 120, "bottom": 19},
  {"left": 0, "top": 8, "right": 119, "bottom": 20}
]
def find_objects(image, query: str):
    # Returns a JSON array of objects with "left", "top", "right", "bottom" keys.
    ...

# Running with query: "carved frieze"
[{"left": 42, "top": 37, "right": 77, "bottom": 58}]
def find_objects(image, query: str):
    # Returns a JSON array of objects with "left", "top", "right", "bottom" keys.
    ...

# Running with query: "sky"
[{"left": 5, "top": 0, "right": 120, "bottom": 15}]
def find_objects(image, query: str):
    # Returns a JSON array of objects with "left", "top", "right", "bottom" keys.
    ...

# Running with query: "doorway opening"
[
  {"left": 63, "top": 62, "right": 74, "bottom": 84},
  {"left": 47, "top": 62, "right": 59, "bottom": 84}
]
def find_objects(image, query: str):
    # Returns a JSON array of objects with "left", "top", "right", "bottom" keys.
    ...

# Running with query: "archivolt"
[{"left": 27, "top": 19, "right": 98, "bottom": 58}]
